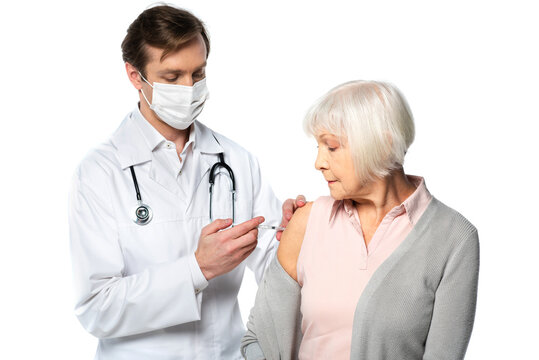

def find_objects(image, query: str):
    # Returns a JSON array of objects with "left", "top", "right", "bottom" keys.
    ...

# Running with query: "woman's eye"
[{"left": 316, "top": 144, "right": 336, "bottom": 152}]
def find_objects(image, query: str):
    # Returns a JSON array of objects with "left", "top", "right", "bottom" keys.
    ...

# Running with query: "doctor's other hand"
[
  {"left": 195, "top": 216, "right": 265, "bottom": 280},
  {"left": 276, "top": 195, "right": 306, "bottom": 241}
]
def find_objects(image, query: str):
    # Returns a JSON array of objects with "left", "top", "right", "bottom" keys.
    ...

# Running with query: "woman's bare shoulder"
[{"left": 277, "top": 202, "right": 313, "bottom": 281}]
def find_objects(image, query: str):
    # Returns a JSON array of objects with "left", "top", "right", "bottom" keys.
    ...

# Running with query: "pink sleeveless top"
[{"left": 296, "top": 176, "right": 432, "bottom": 359}]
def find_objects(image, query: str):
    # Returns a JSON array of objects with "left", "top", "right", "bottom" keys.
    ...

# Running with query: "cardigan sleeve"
[
  {"left": 423, "top": 228, "right": 480, "bottom": 360},
  {"left": 241, "top": 257, "right": 303, "bottom": 360},
  {"left": 242, "top": 322, "right": 267, "bottom": 360}
]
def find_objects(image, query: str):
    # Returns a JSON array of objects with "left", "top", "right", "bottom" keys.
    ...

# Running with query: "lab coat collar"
[
  {"left": 112, "top": 107, "right": 164, "bottom": 169},
  {"left": 193, "top": 120, "right": 224, "bottom": 155},
  {"left": 132, "top": 106, "right": 168, "bottom": 152},
  {"left": 111, "top": 106, "right": 223, "bottom": 170}
]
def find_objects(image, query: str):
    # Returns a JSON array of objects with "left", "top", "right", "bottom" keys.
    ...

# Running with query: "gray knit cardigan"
[{"left": 241, "top": 197, "right": 479, "bottom": 360}]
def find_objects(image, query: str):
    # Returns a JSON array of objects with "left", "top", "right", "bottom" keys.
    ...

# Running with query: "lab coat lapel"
[
  {"left": 148, "top": 151, "right": 184, "bottom": 198},
  {"left": 182, "top": 152, "right": 213, "bottom": 213},
  {"left": 184, "top": 121, "right": 224, "bottom": 213},
  {"left": 116, "top": 108, "right": 183, "bottom": 198},
  {"left": 111, "top": 112, "right": 153, "bottom": 170}
]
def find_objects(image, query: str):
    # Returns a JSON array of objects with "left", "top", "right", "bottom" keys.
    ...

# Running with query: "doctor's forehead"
[{"left": 144, "top": 35, "right": 207, "bottom": 72}]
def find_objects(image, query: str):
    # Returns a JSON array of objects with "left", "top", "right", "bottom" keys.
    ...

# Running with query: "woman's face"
[{"left": 315, "top": 131, "right": 362, "bottom": 200}]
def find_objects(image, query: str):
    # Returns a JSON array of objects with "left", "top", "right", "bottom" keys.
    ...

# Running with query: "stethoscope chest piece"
[
  {"left": 132, "top": 200, "right": 153, "bottom": 225},
  {"left": 129, "top": 165, "right": 153, "bottom": 226}
]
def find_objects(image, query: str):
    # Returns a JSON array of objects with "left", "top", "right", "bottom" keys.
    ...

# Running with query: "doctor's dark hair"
[{"left": 121, "top": 5, "right": 210, "bottom": 77}]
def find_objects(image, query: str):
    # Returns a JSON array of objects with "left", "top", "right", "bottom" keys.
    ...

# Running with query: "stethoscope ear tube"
[{"left": 209, "top": 153, "right": 236, "bottom": 223}]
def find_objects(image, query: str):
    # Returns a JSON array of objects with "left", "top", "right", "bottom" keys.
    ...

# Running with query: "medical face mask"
[{"left": 139, "top": 72, "right": 209, "bottom": 130}]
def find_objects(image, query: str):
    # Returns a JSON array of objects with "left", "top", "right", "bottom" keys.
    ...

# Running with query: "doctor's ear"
[{"left": 125, "top": 62, "right": 143, "bottom": 90}]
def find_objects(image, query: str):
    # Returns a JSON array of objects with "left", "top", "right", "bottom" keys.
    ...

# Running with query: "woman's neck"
[{"left": 352, "top": 168, "right": 417, "bottom": 227}]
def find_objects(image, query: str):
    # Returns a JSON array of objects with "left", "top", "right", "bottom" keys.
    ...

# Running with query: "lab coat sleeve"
[
  {"left": 423, "top": 229, "right": 480, "bottom": 360},
  {"left": 69, "top": 172, "right": 205, "bottom": 339},
  {"left": 243, "top": 154, "right": 282, "bottom": 284}
]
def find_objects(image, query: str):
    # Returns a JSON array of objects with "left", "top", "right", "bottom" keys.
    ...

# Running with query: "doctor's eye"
[
  {"left": 193, "top": 72, "right": 205, "bottom": 80},
  {"left": 165, "top": 76, "right": 179, "bottom": 82}
]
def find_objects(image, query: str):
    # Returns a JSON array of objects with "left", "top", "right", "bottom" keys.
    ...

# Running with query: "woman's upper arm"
[
  {"left": 423, "top": 229, "right": 479, "bottom": 359},
  {"left": 277, "top": 202, "right": 313, "bottom": 282}
]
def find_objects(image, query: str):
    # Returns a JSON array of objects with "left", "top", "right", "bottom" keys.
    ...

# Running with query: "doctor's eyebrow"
[{"left": 158, "top": 62, "right": 207, "bottom": 75}]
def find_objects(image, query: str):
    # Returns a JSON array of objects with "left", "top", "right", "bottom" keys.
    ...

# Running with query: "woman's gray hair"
[{"left": 304, "top": 80, "right": 415, "bottom": 185}]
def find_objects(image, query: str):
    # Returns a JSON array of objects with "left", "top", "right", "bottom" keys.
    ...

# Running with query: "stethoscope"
[
  {"left": 129, "top": 166, "right": 153, "bottom": 225},
  {"left": 209, "top": 153, "right": 236, "bottom": 222},
  {"left": 128, "top": 152, "right": 236, "bottom": 225}
]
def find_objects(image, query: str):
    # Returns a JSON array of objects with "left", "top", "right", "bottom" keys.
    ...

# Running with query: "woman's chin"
[{"left": 328, "top": 190, "right": 344, "bottom": 200}]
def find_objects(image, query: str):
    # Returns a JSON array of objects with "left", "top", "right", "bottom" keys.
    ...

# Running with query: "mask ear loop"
[{"left": 138, "top": 71, "right": 154, "bottom": 107}]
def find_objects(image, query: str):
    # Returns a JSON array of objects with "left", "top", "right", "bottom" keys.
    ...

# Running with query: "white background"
[{"left": 0, "top": 0, "right": 537, "bottom": 358}]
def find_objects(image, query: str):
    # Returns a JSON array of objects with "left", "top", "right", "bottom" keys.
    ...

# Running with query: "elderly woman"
[{"left": 241, "top": 81, "right": 479, "bottom": 360}]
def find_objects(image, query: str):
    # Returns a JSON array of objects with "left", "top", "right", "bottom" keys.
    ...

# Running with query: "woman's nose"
[{"left": 315, "top": 149, "right": 328, "bottom": 170}]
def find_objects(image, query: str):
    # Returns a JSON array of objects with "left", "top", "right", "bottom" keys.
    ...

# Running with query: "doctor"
[{"left": 68, "top": 5, "right": 304, "bottom": 359}]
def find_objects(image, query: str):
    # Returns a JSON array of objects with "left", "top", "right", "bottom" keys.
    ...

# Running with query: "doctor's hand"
[
  {"left": 195, "top": 216, "right": 265, "bottom": 280},
  {"left": 276, "top": 195, "right": 306, "bottom": 241}
]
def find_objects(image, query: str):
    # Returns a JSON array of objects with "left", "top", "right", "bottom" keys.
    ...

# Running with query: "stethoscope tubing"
[
  {"left": 130, "top": 166, "right": 142, "bottom": 201},
  {"left": 129, "top": 152, "right": 236, "bottom": 226}
]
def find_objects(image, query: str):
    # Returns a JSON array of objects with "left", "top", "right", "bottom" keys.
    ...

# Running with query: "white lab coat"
[{"left": 68, "top": 107, "right": 281, "bottom": 359}]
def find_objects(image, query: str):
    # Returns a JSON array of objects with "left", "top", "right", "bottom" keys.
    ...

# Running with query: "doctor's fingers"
[
  {"left": 238, "top": 239, "right": 258, "bottom": 259},
  {"left": 221, "top": 216, "right": 264, "bottom": 240},
  {"left": 217, "top": 229, "right": 257, "bottom": 262},
  {"left": 277, "top": 195, "right": 306, "bottom": 241},
  {"left": 233, "top": 228, "right": 259, "bottom": 249},
  {"left": 201, "top": 218, "right": 233, "bottom": 236},
  {"left": 295, "top": 194, "right": 307, "bottom": 207},
  {"left": 282, "top": 195, "right": 307, "bottom": 221},
  {"left": 231, "top": 234, "right": 258, "bottom": 261}
]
